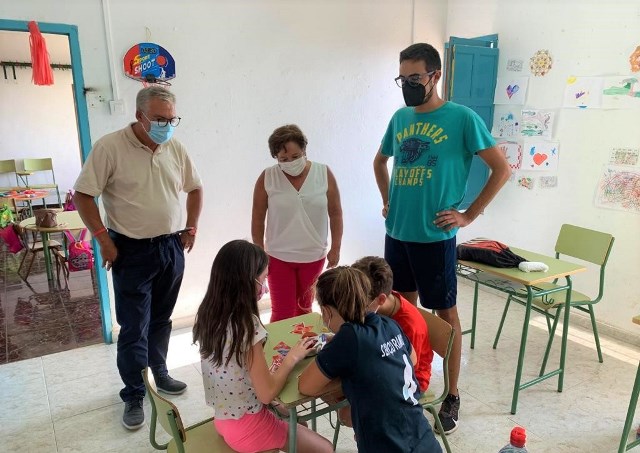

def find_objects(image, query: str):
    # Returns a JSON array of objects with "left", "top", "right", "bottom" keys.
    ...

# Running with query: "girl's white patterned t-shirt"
[{"left": 201, "top": 315, "right": 267, "bottom": 420}]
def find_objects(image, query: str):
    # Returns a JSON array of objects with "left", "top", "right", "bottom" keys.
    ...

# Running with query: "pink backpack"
[{"left": 64, "top": 229, "right": 94, "bottom": 272}]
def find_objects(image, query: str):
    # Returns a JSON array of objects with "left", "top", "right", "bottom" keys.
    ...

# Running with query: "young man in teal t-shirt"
[{"left": 373, "top": 43, "right": 510, "bottom": 435}]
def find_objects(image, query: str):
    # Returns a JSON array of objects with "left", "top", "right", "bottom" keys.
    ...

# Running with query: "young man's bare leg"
[{"left": 435, "top": 305, "right": 462, "bottom": 434}]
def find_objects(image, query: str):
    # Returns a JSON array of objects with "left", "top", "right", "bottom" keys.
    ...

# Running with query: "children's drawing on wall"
[
  {"left": 530, "top": 49, "right": 553, "bottom": 76},
  {"left": 491, "top": 107, "right": 520, "bottom": 137},
  {"left": 506, "top": 59, "right": 523, "bottom": 72},
  {"left": 521, "top": 140, "right": 559, "bottom": 171},
  {"left": 520, "top": 109, "right": 554, "bottom": 137},
  {"left": 517, "top": 177, "right": 535, "bottom": 190},
  {"left": 539, "top": 176, "right": 558, "bottom": 188},
  {"left": 494, "top": 77, "right": 528, "bottom": 105},
  {"left": 609, "top": 147, "right": 639, "bottom": 166},
  {"left": 595, "top": 166, "right": 640, "bottom": 213},
  {"left": 601, "top": 76, "right": 640, "bottom": 109},
  {"left": 496, "top": 140, "right": 522, "bottom": 170},
  {"left": 630, "top": 46, "right": 640, "bottom": 72},
  {"left": 563, "top": 76, "right": 603, "bottom": 109}
]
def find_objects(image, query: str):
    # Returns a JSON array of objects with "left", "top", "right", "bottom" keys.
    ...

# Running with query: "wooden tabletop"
[
  {"left": 19, "top": 210, "right": 86, "bottom": 233},
  {"left": 458, "top": 246, "right": 586, "bottom": 286}
]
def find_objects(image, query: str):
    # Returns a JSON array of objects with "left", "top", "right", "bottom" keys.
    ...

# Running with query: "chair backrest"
[
  {"left": 417, "top": 308, "right": 454, "bottom": 399},
  {"left": 555, "top": 224, "right": 614, "bottom": 266},
  {"left": 0, "top": 196, "right": 18, "bottom": 213},
  {"left": 555, "top": 224, "right": 614, "bottom": 303},
  {"left": 23, "top": 158, "right": 54, "bottom": 172},
  {"left": 142, "top": 368, "right": 188, "bottom": 446},
  {"left": 0, "top": 159, "right": 17, "bottom": 174}
]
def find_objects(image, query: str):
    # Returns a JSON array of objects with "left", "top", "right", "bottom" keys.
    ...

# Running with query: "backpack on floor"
[{"left": 64, "top": 229, "right": 94, "bottom": 272}]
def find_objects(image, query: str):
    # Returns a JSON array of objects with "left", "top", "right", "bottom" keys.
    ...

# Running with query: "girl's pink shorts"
[{"left": 214, "top": 406, "right": 288, "bottom": 452}]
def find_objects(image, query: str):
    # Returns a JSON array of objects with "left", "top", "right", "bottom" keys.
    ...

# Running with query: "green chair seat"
[
  {"left": 142, "top": 368, "right": 237, "bottom": 453},
  {"left": 514, "top": 284, "right": 592, "bottom": 310}
]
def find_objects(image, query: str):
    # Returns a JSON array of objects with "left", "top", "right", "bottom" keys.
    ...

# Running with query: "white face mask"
[{"left": 279, "top": 156, "right": 307, "bottom": 176}]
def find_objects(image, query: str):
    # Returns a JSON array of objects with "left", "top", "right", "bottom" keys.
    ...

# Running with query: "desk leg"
[
  {"left": 511, "top": 286, "right": 533, "bottom": 414},
  {"left": 557, "top": 276, "right": 572, "bottom": 393},
  {"left": 41, "top": 231, "right": 54, "bottom": 282},
  {"left": 619, "top": 362, "right": 640, "bottom": 453},
  {"left": 288, "top": 407, "right": 298, "bottom": 453},
  {"left": 471, "top": 282, "right": 479, "bottom": 349}
]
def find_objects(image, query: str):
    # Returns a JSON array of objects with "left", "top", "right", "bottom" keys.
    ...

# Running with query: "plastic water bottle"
[{"left": 498, "top": 427, "right": 528, "bottom": 452}]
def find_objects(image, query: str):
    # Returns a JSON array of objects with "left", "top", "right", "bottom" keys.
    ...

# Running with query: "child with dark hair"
[
  {"left": 193, "top": 239, "right": 332, "bottom": 453},
  {"left": 298, "top": 266, "right": 442, "bottom": 453},
  {"left": 352, "top": 255, "right": 434, "bottom": 393}
]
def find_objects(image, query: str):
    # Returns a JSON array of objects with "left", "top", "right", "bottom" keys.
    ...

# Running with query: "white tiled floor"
[{"left": 2, "top": 282, "right": 639, "bottom": 452}]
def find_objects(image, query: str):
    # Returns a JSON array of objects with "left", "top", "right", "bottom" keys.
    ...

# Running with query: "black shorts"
[{"left": 384, "top": 234, "right": 457, "bottom": 310}]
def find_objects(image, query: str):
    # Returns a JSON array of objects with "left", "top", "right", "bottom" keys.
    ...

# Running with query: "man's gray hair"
[{"left": 136, "top": 86, "right": 176, "bottom": 111}]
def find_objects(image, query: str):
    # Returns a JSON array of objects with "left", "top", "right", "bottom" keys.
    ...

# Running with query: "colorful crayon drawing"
[
  {"left": 595, "top": 166, "right": 640, "bottom": 213},
  {"left": 520, "top": 109, "right": 554, "bottom": 137},
  {"left": 494, "top": 77, "right": 528, "bottom": 105},
  {"left": 496, "top": 141, "right": 522, "bottom": 170},
  {"left": 563, "top": 76, "right": 603, "bottom": 108},
  {"left": 517, "top": 177, "right": 534, "bottom": 190},
  {"left": 521, "top": 140, "right": 559, "bottom": 171},
  {"left": 491, "top": 108, "right": 520, "bottom": 138},
  {"left": 602, "top": 76, "right": 640, "bottom": 109}
]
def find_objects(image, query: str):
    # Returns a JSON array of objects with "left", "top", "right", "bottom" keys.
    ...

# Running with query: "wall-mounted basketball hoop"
[{"left": 123, "top": 42, "right": 175, "bottom": 87}]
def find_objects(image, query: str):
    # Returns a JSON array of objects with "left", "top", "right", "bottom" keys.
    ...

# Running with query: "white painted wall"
[
  {"left": 446, "top": 0, "right": 640, "bottom": 339},
  {"left": 6, "top": 0, "right": 635, "bottom": 341},
  {"left": 0, "top": 31, "right": 81, "bottom": 203},
  {"left": 0, "top": 0, "right": 448, "bottom": 334}
]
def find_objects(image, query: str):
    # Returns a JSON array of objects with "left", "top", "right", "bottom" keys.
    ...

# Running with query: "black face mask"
[{"left": 402, "top": 76, "right": 436, "bottom": 107}]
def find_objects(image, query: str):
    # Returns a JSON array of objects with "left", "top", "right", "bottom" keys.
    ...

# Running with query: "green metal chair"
[
  {"left": 418, "top": 307, "right": 454, "bottom": 453},
  {"left": 492, "top": 224, "right": 615, "bottom": 376},
  {"left": 0, "top": 159, "right": 19, "bottom": 191},
  {"left": 142, "top": 368, "right": 238, "bottom": 453},
  {"left": 20, "top": 158, "right": 62, "bottom": 207}
]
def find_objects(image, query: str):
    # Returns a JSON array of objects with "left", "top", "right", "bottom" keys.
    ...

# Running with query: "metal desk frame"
[{"left": 457, "top": 247, "right": 586, "bottom": 414}]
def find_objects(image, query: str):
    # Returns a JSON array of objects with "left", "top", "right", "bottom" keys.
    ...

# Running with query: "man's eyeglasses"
[
  {"left": 142, "top": 112, "right": 181, "bottom": 127},
  {"left": 394, "top": 71, "right": 437, "bottom": 88}
]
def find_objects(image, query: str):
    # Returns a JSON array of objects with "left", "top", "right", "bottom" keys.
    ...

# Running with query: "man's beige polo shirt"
[{"left": 74, "top": 124, "right": 202, "bottom": 239}]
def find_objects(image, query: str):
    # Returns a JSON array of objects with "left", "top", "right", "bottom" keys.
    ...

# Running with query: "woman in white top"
[{"left": 252, "top": 125, "right": 343, "bottom": 322}]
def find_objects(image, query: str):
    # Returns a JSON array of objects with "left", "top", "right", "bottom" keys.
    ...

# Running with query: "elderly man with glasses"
[
  {"left": 73, "top": 86, "right": 203, "bottom": 430},
  {"left": 374, "top": 43, "right": 510, "bottom": 436}
]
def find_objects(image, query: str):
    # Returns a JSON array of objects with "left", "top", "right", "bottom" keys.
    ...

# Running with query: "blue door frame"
[{"left": 0, "top": 19, "right": 113, "bottom": 344}]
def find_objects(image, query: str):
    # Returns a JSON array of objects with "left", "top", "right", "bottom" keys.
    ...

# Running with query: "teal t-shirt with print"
[{"left": 380, "top": 102, "right": 495, "bottom": 243}]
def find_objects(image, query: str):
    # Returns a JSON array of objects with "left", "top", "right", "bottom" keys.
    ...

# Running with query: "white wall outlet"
[{"left": 109, "top": 100, "right": 125, "bottom": 115}]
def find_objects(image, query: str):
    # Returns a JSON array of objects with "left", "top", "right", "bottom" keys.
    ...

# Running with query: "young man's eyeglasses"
[
  {"left": 394, "top": 70, "right": 437, "bottom": 88},
  {"left": 142, "top": 112, "right": 182, "bottom": 127}
]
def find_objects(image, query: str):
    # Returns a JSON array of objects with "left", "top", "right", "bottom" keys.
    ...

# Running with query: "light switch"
[{"left": 109, "top": 100, "right": 125, "bottom": 115}]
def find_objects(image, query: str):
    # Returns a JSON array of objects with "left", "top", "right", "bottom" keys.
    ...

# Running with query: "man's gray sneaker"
[
  {"left": 122, "top": 399, "right": 144, "bottom": 430},
  {"left": 155, "top": 375, "right": 187, "bottom": 395}
]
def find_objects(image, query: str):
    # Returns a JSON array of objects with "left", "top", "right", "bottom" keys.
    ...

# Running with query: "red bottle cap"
[{"left": 510, "top": 427, "right": 526, "bottom": 448}]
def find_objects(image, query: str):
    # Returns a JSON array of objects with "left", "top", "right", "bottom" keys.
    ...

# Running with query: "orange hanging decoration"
[{"left": 28, "top": 21, "right": 54, "bottom": 86}]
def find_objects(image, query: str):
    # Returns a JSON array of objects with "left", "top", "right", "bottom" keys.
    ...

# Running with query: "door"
[
  {"left": 0, "top": 19, "right": 113, "bottom": 344},
  {"left": 443, "top": 35, "right": 499, "bottom": 210}
]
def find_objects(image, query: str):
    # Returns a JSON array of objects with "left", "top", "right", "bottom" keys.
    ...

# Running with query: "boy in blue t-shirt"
[
  {"left": 299, "top": 267, "right": 442, "bottom": 453},
  {"left": 373, "top": 43, "right": 511, "bottom": 434}
]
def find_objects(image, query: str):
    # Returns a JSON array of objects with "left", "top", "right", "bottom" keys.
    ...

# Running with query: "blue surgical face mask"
[
  {"left": 142, "top": 112, "right": 175, "bottom": 144},
  {"left": 147, "top": 122, "right": 174, "bottom": 144}
]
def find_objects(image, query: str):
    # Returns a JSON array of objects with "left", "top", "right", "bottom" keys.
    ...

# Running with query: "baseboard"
[
  {"left": 110, "top": 297, "right": 274, "bottom": 342},
  {"left": 458, "top": 279, "right": 640, "bottom": 347}
]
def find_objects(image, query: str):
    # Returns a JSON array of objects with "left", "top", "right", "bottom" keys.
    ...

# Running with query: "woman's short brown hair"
[{"left": 268, "top": 124, "right": 308, "bottom": 158}]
